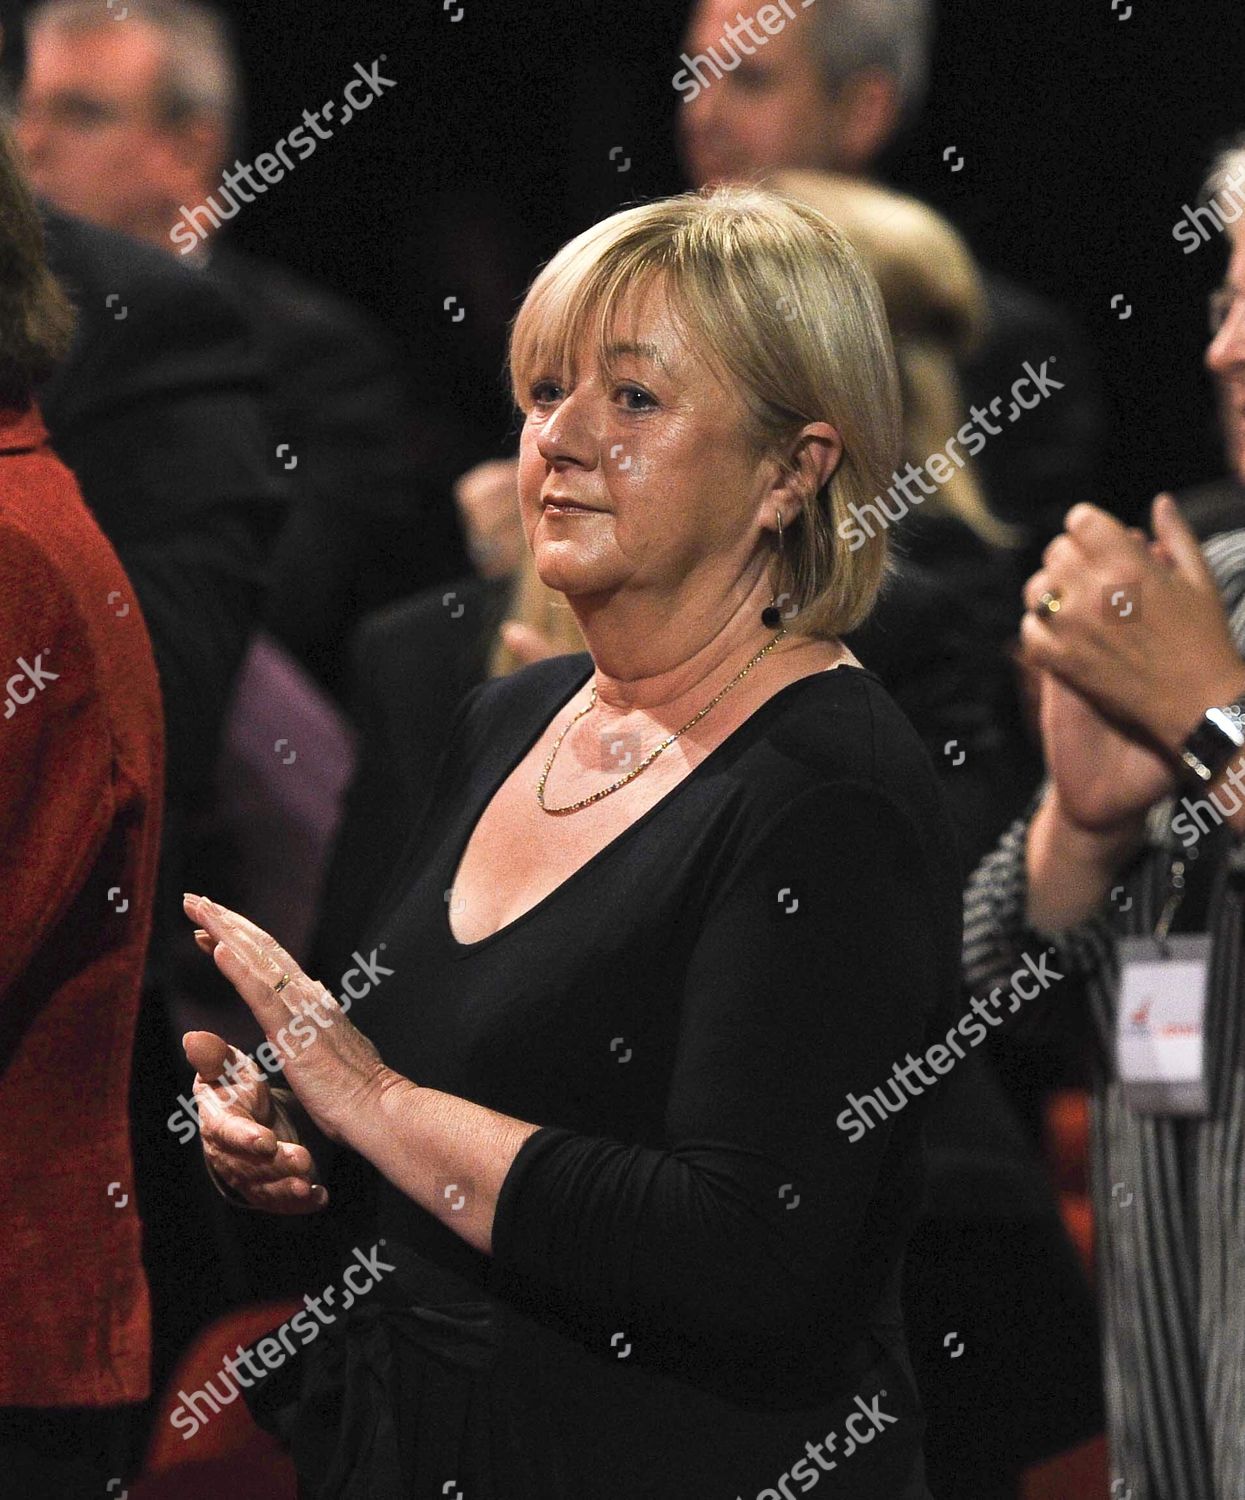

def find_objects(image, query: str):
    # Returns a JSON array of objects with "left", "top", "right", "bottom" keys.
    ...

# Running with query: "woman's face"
[{"left": 516, "top": 279, "right": 781, "bottom": 613}]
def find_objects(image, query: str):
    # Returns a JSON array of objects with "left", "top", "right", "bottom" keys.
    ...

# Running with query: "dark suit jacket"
[
  {"left": 36, "top": 207, "right": 286, "bottom": 999},
  {"left": 1179, "top": 476, "right": 1245, "bottom": 539},
  {"left": 39, "top": 209, "right": 285, "bottom": 804},
  {"left": 0, "top": 403, "right": 164, "bottom": 1405},
  {"left": 206, "top": 245, "right": 469, "bottom": 704},
  {"left": 962, "top": 272, "right": 1104, "bottom": 597}
]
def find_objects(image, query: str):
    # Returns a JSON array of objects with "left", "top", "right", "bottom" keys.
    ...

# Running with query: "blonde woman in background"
[
  {"left": 774, "top": 173, "right": 1046, "bottom": 872},
  {"left": 486, "top": 545, "right": 586, "bottom": 679},
  {"left": 773, "top": 171, "right": 1024, "bottom": 646}
]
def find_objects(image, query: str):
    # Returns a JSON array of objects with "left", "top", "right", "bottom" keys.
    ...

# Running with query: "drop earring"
[{"left": 761, "top": 507, "right": 784, "bottom": 628}]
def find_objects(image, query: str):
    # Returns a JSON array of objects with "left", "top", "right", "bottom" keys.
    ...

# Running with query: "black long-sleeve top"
[{"left": 260, "top": 651, "right": 963, "bottom": 1498}]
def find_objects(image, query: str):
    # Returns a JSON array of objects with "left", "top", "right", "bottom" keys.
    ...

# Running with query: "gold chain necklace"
[{"left": 536, "top": 628, "right": 789, "bottom": 814}]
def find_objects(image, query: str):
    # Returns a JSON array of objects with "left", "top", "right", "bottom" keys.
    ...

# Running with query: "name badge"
[{"left": 1116, "top": 934, "right": 1211, "bottom": 1116}]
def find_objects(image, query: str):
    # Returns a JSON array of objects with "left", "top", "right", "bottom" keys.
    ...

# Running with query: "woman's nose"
[{"left": 534, "top": 387, "right": 599, "bottom": 469}]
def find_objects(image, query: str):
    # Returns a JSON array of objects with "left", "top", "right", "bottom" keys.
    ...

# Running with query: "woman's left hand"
[{"left": 183, "top": 893, "right": 393, "bottom": 1145}]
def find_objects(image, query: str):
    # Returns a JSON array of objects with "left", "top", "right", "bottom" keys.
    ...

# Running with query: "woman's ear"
[{"left": 772, "top": 421, "right": 842, "bottom": 523}]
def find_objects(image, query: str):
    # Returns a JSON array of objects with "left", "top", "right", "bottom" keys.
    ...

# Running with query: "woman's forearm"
[
  {"left": 1025, "top": 786, "right": 1148, "bottom": 933},
  {"left": 343, "top": 1071, "right": 541, "bottom": 1257}
]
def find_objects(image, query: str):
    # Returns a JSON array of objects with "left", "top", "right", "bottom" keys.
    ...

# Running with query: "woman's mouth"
[{"left": 542, "top": 499, "right": 599, "bottom": 514}]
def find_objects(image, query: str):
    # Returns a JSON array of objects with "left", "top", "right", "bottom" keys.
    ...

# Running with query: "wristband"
[{"left": 1179, "top": 699, "right": 1245, "bottom": 784}]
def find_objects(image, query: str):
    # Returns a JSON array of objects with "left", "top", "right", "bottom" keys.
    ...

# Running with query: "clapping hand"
[
  {"left": 184, "top": 1028, "right": 327, "bottom": 1214},
  {"left": 183, "top": 895, "right": 393, "bottom": 1165},
  {"left": 1021, "top": 496, "right": 1245, "bottom": 756}
]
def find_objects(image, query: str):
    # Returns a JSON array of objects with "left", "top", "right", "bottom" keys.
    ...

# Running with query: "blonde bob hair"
[
  {"left": 771, "top": 170, "right": 1019, "bottom": 550},
  {"left": 507, "top": 186, "right": 901, "bottom": 639}
]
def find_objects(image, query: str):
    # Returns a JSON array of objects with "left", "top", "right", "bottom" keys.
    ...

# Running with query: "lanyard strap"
[
  {"left": 1153, "top": 854, "right": 1186, "bottom": 954},
  {"left": 1153, "top": 817, "right": 1237, "bottom": 954}
]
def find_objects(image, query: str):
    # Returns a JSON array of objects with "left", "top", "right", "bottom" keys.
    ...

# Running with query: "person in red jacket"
[{"left": 0, "top": 114, "right": 165, "bottom": 1498}]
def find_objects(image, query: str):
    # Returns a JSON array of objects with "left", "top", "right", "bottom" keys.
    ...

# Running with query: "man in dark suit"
[{"left": 17, "top": 0, "right": 466, "bottom": 704}]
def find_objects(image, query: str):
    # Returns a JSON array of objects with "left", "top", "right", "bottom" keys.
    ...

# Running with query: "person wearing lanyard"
[
  {"left": 964, "top": 485, "right": 1245, "bottom": 1500},
  {"left": 967, "top": 139, "right": 1245, "bottom": 1494}
]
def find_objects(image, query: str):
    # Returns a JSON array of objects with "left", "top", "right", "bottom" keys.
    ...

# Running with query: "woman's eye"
[
  {"left": 616, "top": 385, "right": 656, "bottom": 412},
  {"left": 529, "top": 379, "right": 563, "bottom": 406}
]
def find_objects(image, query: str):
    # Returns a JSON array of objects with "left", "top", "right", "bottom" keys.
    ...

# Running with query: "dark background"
[{"left": 11, "top": 0, "right": 1245, "bottom": 520}]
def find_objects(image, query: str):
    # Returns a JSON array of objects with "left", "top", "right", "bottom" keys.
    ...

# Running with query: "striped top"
[{"left": 963, "top": 528, "right": 1245, "bottom": 1500}]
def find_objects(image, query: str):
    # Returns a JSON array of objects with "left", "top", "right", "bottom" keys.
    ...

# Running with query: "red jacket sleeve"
[{"left": 0, "top": 523, "right": 113, "bottom": 998}]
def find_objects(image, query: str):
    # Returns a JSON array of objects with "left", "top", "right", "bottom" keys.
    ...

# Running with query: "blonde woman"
[
  {"left": 464, "top": 178, "right": 1015, "bottom": 653},
  {"left": 181, "top": 187, "right": 961, "bottom": 1499}
]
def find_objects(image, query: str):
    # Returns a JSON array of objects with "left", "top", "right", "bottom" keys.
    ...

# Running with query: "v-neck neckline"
[{"left": 442, "top": 658, "right": 875, "bottom": 955}]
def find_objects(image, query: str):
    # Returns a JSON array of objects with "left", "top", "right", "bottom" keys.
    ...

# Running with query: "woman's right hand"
[
  {"left": 1038, "top": 667, "right": 1175, "bottom": 832},
  {"left": 184, "top": 1029, "right": 328, "bottom": 1215}
]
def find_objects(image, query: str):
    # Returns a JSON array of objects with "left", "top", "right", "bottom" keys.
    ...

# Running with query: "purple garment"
[{"left": 214, "top": 631, "right": 358, "bottom": 964}]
